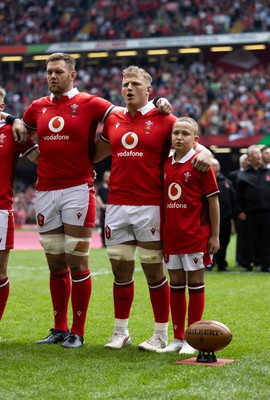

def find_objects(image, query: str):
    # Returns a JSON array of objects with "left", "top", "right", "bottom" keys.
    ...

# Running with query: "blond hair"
[
  {"left": 46, "top": 53, "right": 76, "bottom": 72},
  {"left": 122, "top": 66, "right": 152, "bottom": 85},
  {"left": 174, "top": 117, "right": 199, "bottom": 135}
]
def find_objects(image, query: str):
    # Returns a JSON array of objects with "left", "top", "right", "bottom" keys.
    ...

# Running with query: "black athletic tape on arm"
[
  {"left": 6, "top": 115, "right": 19, "bottom": 125},
  {"left": 152, "top": 97, "right": 161, "bottom": 107}
]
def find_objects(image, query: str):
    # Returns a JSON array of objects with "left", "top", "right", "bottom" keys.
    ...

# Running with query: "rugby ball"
[{"left": 185, "top": 320, "right": 232, "bottom": 352}]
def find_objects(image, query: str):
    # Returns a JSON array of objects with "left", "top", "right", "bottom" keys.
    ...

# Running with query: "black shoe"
[
  {"left": 260, "top": 267, "right": 270, "bottom": 272},
  {"left": 218, "top": 267, "right": 229, "bottom": 272},
  {"left": 62, "top": 333, "right": 84, "bottom": 348},
  {"left": 36, "top": 329, "right": 70, "bottom": 344},
  {"left": 243, "top": 266, "right": 253, "bottom": 272}
]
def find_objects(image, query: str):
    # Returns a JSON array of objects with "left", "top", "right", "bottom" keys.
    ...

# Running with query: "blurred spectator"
[
  {"left": 211, "top": 158, "right": 236, "bottom": 271},
  {"left": 261, "top": 145, "right": 270, "bottom": 167},
  {"left": 228, "top": 154, "right": 249, "bottom": 268},
  {"left": 236, "top": 144, "right": 270, "bottom": 272},
  {"left": 228, "top": 154, "right": 249, "bottom": 187}
]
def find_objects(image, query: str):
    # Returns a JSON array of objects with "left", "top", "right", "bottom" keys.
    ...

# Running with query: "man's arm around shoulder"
[{"left": 192, "top": 143, "right": 213, "bottom": 172}]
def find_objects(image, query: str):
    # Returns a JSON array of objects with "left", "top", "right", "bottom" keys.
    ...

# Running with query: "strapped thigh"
[
  {"left": 107, "top": 244, "right": 136, "bottom": 261},
  {"left": 65, "top": 235, "right": 91, "bottom": 257},
  {"left": 138, "top": 247, "right": 163, "bottom": 264}
]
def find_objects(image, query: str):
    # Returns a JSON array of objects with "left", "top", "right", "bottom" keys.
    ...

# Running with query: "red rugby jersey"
[
  {"left": 101, "top": 102, "right": 176, "bottom": 206},
  {"left": 0, "top": 122, "right": 38, "bottom": 209},
  {"left": 23, "top": 88, "right": 114, "bottom": 190},
  {"left": 163, "top": 150, "right": 219, "bottom": 254}
]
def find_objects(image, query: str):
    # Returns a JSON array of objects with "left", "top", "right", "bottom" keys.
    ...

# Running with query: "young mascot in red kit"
[{"left": 161, "top": 117, "right": 220, "bottom": 354}]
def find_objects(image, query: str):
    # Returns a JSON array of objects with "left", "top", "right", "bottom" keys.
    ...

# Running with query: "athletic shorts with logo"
[
  {"left": 105, "top": 205, "right": 161, "bottom": 245},
  {"left": 35, "top": 184, "right": 96, "bottom": 233},
  {"left": 164, "top": 252, "right": 212, "bottom": 271}
]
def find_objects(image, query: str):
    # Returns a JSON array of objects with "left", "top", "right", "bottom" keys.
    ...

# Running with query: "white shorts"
[
  {"left": 0, "top": 210, "right": 14, "bottom": 250},
  {"left": 105, "top": 205, "right": 161, "bottom": 245},
  {"left": 36, "top": 184, "right": 96, "bottom": 233},
  {"left": 164, "top": 252, "right": 212, "bottom": 272}
]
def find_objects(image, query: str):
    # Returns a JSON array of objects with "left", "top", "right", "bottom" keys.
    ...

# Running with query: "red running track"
[{"left": 14, "top": 227, "right": 103, "bottom": 250}]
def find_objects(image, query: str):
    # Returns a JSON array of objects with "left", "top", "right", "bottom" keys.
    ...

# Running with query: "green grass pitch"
[{"left": 0, "top": 235, "right": 269, "bottom": 399}]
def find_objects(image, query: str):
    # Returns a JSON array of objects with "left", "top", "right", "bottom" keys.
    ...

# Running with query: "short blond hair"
[
  {"left": 174, "top": 117, "right": 199, "bottom": 135},
  {"left": 122, "top": 66, "right": 152, "bottom": 85},
  {"left": 46, "top": 53, "right": 76, "bottom": 72}
]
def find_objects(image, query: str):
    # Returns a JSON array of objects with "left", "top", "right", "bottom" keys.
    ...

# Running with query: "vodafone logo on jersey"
[
  {"left": 167, "top": 182, "right": 187, "bottom": 209},
  {"left": 121, "top": 132, "right": 138, "bottom": 149},
  {"left": 168, "top": 183, "right": 181, "bottom": 200},
  {"left": 117, "top": 131, "right": 143, "bottom": 157},
  {"left": 44, "top": 116, "right": 70, "bottom": 141},
  {"left": 49, "top": 116, "right": 65, "bottom": 132}
]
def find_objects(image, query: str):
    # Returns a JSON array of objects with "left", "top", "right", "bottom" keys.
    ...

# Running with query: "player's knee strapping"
[
  {"left": 39, "top": 234, "right": 65, "bottom": 254},
  {"left": 138, "top": 247, "right": 163, "bottom": 264},
  {"left": 107, "top": 244, "right": 136, "bottom": 261},
  {"left": 65, "top": 235, "right": 91, "bottom": 257}
]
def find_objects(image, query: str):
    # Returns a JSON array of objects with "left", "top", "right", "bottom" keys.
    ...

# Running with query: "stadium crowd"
[
  {"left": 3, "top": 61, "right": 270, "bottom": 138},
  {"left": 13, "top": 185, "right": 36, "bottom": 225},
  {"left": 0, "top": 0, "right": 269, "bottom": 44}
]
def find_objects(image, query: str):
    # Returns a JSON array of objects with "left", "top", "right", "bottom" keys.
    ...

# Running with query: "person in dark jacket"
[
  {"left": 212, "top": 158, "right": 236, "bottom": 271},
  {"left": 236, "top": 145, "right": 270, "bottom": 272},
  {"left": 261, "top": 146, "right": 270, "bottom": 168},
  {"left": 228, "top": 153, "right": 249, "bottom": 268},
  {"left": 228, "top": 154, "right": 248, "bottom": 187}
]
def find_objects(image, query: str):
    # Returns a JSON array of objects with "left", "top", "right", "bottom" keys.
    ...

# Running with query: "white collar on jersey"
[
  {"left": 171, "top": 148, "right": 196, "bottom": 164},
  {"left": 124, "top": 101, "right": 155, "bottom": 115},
  {"left": 50, "top": 87, "right": 79, "bottom": 101}
]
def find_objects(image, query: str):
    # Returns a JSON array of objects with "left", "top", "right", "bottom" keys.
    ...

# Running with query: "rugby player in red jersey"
[
  {"left": 0, "top": 87, "right": 39, "bottom": 321},
  {"left": 94, "top": 66, "right": 212, "bottom": 351},
  {"left": 19, "top": 53, "right": 122, "bottom": 348}
]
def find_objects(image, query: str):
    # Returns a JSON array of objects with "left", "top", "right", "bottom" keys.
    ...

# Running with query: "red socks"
[
  {"left": 50, "top": 268, "right": 92, "bottom": 337},
  {"left": 149, "top": 276, "right": 170, "bottom": 323},
  {"left": 50, "top": 269, "right": 71, "bottom": 332},
  {"left": 188, "top": 283, "right": 205, "bottom": 326},
  {"left": 169, "top": 282, "right": 205, "bottom": 340},
  {"left": 113, "top": 277, "right": 170, "bottom": 326},
  {"left": 71, "top": 269, "right": 92, "bottom": 337},
  {"left": 0, "top": 277, "right": 10, "bottom": 320},
  {"left": 170, "top": 283, "right": 186, "bottom": 340},
  {"left": 113, "top": 279, "right": 134, "bottom": 319}
]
